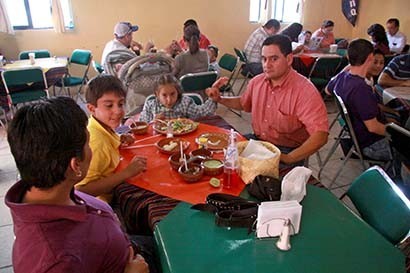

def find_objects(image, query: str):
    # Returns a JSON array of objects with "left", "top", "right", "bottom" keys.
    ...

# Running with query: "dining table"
[
  {"left": 382, "top": 86, "right": 410, "bottom": 105},
  {"left": 0, "top": 57, "right": 68, "bottom": 106},
  {"left": 292, "top": 51, "right": 345, "bottom": 77},
  {"left": 154, "top": 184, "right": 406, "bottom": 273},
  {"left": 117, "top": 116, "right": 248, "bottom": 205},
  {"left": 0, "top": 57, "right": 68, "bottom": 87},
  {"left": 116, "top": 115, "right": 324, "bottom": 232}
]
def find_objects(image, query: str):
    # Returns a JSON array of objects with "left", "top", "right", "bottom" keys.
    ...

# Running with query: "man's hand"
[
  {"left": 280, "top": 153, "right": 294, "bottom": 165},
  {"left": 144, "top": 41, "right": 155, "bottom": 53},
  {"left": 212, "top": 77, "right": 229, "bottom": 89},
  {"left": 124, "top": 246, "right": 149, "bottom": 273},
  {"left": 205, "top": 87, "right": 221, "bottom": 102},
  {"left": 123, "top": 156, "right": 147, "bottom": 178},
  {"left": 131, "top": 40, "right": 143, "bottom": 51}
]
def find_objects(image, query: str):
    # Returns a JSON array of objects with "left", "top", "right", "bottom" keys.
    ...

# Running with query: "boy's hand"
[
  {"left": 206, "top": 87, "right": 221, "bottom": 103},
  {"left": 124, "top": 117, "right": 137, "bottom": 127},
  {"left": 124, "top": 246, "right": 149, "bottom": 273},
  {"left": 124, "top": 156, "right": 147, "bottom": 178},
  {"left": 212, "top": 77, "right": 229, "bottom": 89},
  {"left": 120, "top": 134, "right": 135, "bottom": 146}
]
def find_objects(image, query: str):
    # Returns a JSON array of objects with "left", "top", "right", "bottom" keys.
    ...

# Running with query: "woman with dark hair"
[
  {"left": 280, "top": 23, "right": 305, "bottom": 53},
  {"left": 173, "top": 25, "right": 209, "bottom": 78},
  {"left": 280, "top": 23, "right": 303, "bottom": 42},
  {"left": 367, "top": 24, "right": 390, "bottom": 55}
]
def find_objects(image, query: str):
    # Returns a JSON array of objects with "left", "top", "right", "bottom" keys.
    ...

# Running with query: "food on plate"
[
  {"left": 163, "top": 141, "right": 178, "bottom": 151},
  {"left": 156, "top": 137, "right": 190, "bottom": 154},
  {"left": 154, "top": 118, "right": 198, "bottom": 135}
]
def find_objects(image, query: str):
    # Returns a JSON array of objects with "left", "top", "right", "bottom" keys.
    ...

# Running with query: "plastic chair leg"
[{"left": 328, "top": 147, "right": 355, "bottom": 189}]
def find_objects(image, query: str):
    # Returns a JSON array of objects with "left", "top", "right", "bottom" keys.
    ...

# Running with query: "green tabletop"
[{"left": 154, "top": 185, "right": 405, "bottom": 273}]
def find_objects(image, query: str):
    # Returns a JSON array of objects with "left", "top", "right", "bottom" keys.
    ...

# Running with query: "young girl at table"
[{"left": 135, "top": 74, "right": 228, "bottom": 123}]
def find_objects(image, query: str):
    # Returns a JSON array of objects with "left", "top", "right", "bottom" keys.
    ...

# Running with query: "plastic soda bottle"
[{"left": 223, "top": 129, "right": 240, "bottom": 189}]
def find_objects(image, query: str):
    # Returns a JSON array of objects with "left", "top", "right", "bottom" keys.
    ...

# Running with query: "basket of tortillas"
[{"left": 237, "top": 140, "right": 281, "bottom": 184}]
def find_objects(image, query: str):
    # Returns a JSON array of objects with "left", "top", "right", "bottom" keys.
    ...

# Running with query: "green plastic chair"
[
  {"left": 179, "top": 71, "right": 218, "bottom": 92},
  {"left": 343, "top": 166, "right": 410, "bottom": 245},
  {"left": 55, "top": 49, "right": 92, "bottom": 101},
  {"left": 145, "top": 93, "right": 203, "bottom": 106},
  {"left": 1, "top": 67, "right": 49, "bottom": 115},
  {"left": 308, "top": 56, "right": 342, "bottom": 92},
  {"left": 218, "top": 53, "right": 239, "bottom": 96},
  {"left": 327, "top": 93, "right": 392, "bottom": 188},
  {"left": 234, "top": 48, "right": 254, "bottom": 95},
  {"left": 19, "top": 49, "right": 51, "bottom": 60},
  {"left": 92, "top": 60, "right": 104, "bottom": 74}
]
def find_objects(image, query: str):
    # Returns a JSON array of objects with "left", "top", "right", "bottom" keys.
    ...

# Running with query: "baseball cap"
[{"left": 114, "top": 22, "right": 139, "bottom": 38}]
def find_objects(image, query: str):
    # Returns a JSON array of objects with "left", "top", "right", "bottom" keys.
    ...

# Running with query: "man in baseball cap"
[
  {"left": 114, "top": 22, "right": 139, "bottom": 37},
  {"left": 102, "top": 21, "right": 153, "bottom": 67}
]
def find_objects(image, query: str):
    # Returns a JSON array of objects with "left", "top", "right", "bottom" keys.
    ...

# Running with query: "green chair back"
[
  {"left": 19, "top": 49, "right": 51, "bottom": 60},
  {"left": 184, "top": 92, "right": 203, "bottom": 105},
  {"left": 179, "top": 71, "right": 218, "bottom": 92},
  {"left": 145, "top": 93, "right": 203, "bottom": 106},
  {"left": 218, "top": 54, "right": 238, "bottom": 73},
  {"left": 92, "top": 60, "right": 104, "bottom": 74},
  {"left": 234, "top": 48, "right": 247, "bottom": 63},
  {"left": 309, "top": 57, "right": 342, "bottom": 90},
  {"left": 70, "top": 49, "right": 92, "bottom": 66},
  {"left": 1, "top": 67, "right": 48, "bottom": 105},
  {"left": 346, "top": 166, "right": 410, "bottom": 245}
]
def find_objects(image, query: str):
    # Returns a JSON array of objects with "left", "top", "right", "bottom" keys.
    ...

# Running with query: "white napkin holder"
[{"left": 256, "top": 200, "right": 302, "bottom": 238}]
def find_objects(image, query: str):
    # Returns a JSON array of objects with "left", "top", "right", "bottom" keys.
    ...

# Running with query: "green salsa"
[{"left": 204, "top": 160, "right": 223, "bottom": 168}]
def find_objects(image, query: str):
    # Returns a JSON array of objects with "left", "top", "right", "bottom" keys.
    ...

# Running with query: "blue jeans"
[{"left": 362, "top": 138, "right": 392, "bottom": 161}]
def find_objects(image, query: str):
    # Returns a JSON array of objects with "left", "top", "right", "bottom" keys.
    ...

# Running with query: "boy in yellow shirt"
[{"left": 75, "top": 75, "right": 146, "bottom": 203}]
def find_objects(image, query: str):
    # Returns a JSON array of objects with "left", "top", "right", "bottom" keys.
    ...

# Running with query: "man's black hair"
[{"left": 8, "top": 97, "right": 88, "bottom": 189}]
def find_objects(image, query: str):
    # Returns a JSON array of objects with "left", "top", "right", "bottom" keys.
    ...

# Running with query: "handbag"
[
  {"left": 247, "top": 175, "right": 282, "bottom": 201},
  {"left": 191, "top": 193, "right": 259, "bottom": 232}
]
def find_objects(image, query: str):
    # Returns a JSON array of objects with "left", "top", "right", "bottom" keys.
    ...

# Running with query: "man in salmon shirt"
[{"left": 206, "top": 34, "right": 329, "bottom": 166}]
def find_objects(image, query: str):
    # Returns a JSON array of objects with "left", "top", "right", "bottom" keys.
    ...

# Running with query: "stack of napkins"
[
  {"left": 256, "top": 200, "right": 302, "bottom": 238},
  {"left": 240, "top": 139, "right": 277, "bottom": 160}
]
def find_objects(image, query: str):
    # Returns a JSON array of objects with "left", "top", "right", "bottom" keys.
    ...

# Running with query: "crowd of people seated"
[{"left": 3, "top": 13, "right": 410, "bottom": 273}]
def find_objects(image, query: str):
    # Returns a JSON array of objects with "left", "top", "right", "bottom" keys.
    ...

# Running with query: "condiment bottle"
[{"left": 223, "top": 129, "right": 240, "bottom": 189}]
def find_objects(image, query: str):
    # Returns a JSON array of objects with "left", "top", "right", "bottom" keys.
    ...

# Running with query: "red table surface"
[{"left": 117, "top": 122, "right": 246, "bottom": 204}]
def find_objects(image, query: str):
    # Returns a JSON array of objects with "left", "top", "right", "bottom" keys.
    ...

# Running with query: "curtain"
[
  {"left": 0, "top": 0, "right": 14, "bottom": 34},
  {"left": 51, "top": 0, "right": 65, "bottom": 33}
]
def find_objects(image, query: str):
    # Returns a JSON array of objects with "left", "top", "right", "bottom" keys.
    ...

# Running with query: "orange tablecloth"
[{"left": 117, "top": 122, "right": 246, "bottom": 204}]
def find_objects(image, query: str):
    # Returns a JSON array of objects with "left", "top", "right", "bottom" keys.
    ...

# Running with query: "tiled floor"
[{"left": 0, "top": 82, "right": 366, "bottom": 272}]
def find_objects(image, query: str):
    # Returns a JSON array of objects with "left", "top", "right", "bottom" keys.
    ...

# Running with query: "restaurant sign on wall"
[{"left": 342, "top": 0, "right": 359, "bottom": 26}]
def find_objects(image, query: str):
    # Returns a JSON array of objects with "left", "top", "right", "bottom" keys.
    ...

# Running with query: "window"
[
  {"left": 249, "top": 0, "right": 301, "bottom": 23},
  {"left": 4, "top": 0, "right": 74, "bottom": 30}
]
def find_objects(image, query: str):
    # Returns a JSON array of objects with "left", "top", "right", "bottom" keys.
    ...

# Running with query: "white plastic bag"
[{"left": 280, "top": 166, "right": 312, "bottom": 203}]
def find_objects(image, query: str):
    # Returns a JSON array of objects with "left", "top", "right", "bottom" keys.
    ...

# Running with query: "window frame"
[
  {"left": 6, "top": 0, "right": 74, "bottom": 30},
  {"left": 249, "top": 0, "right": 301, "bottom": 24}
]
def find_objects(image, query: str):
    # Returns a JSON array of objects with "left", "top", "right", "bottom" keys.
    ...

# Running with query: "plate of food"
[
  {"left": 153, "top": 118, "right": 198, "bottom": 136},
  {"left": 156, "top": 137, "right": 190, "bottom": 155},
  {"left": 195, "top": 132, "right": 229, "bottom": 151}
]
